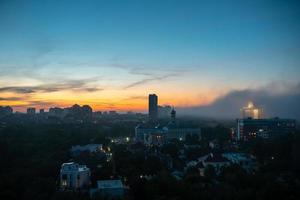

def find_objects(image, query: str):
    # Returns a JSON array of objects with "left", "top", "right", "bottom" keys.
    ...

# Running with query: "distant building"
[
  {"left": 144, "top": 131, "right": 167, "bottom": 146},
  {"left": 165, "top": 108, "right": 201, "bottom": 140},
  {"left": 148, "top": 94, "right": 158, "bottom": 121},
  {"left": 90, "top": 180, "right": 125, "bottom": 199},
  {"left": 39, "top": 109, "right": 45, "bottom": 114},
  {"left": 236, "top": 118, "right": 296, "bottom": 140},
  {"left": 60, "top": 162, "right": 90, "bottom": 190},
  {"left": 223, "top": 153, "right": 256, "bottom": 172},
  {"left": 241, "top": 101, "right": 263, "bottom": 119},
  {"left": 27, "top": 107, "right": 36, "bottom": 115},
  {"left": 194, "top": 152, "right": 257, "bottom": 175},
  {"left": 0, "top": 106, "right": 13, "bottom": 117},
  {"left": 109, "top": 111, "right": 118, "bottom": 115},
  {"left": 49, "top": 107, "right": 64, "bottom": 117},
  {"left": 136, "top": 107, "right": 201, "bottom": 144},
  {"left": 135, "top": 124, "right": 167, "bottom": 143},
  {"left": 202, "top": 153, "right": 230, "bottom": 173}
]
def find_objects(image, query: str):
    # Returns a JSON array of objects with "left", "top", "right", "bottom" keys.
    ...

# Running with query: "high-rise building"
[
  {"left": 148, "top": 94, "right": 158, "bottom": 121},
  {"left": 236, "top": 118, "right": 296, "bottom": 140},
  {"left": 241, "top": 101, "right": 263, "bottom": 119}
]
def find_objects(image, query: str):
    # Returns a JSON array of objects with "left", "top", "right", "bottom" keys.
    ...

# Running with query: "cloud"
[
  {"left": 179, "top": 82, "right": 300, "bottom": 119},
  {"left": 0, "top": 97, "right": 24, "bottom": 101},
  {"left": 0, "top": 79, "right": 102, "bottom": 94},
  {"left": 124, "top": 95, "right": 148, "bottom": 100},
  {"left": 11, "top": 100, "right": 57, "bottom": 109},
  {"left": 124, "top": 73, "right": 180, "bottom": 89}
]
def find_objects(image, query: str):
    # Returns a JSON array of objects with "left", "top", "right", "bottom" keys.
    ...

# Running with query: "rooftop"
[
  {"left": 61, "top": 162, "right": 90, "bottom": 172},
  {"left": 205, "top": 153, "right": 229, "bottom": 163},
  {"left": 97, "top": 180, "right": 124, "bottom": 189}
]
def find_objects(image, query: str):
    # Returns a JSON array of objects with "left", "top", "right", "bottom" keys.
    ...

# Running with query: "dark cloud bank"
[
  {"left": 0, "top": 79, "right": 102, "bottom": 94},
  {"left": 179, "top": 83, "right": 300, "bottom": 120}
]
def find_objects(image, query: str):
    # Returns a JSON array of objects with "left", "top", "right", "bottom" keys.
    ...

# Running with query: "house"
[
  {"left": 60, "top": 162, "right": 90, "bottom": 190},
  {"left": 222, "top": 152, "right": 256, "bottom": 172},
  {"left": 202, "top": 153, "right": 230, "bottom": 173}
]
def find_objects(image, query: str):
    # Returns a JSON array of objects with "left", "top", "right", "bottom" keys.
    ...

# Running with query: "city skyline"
[{"left": 0, "top": 0, "right": 300, "bottom": 116}]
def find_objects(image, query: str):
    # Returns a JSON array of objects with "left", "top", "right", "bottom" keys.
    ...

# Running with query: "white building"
[{"left": 60, "top": 162, "right": 91, "bottom": 190}]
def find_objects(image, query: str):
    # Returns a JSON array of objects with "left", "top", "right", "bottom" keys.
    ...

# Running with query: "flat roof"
[{"left": 97, "top": 180, "right": 123, "bottom": 189}]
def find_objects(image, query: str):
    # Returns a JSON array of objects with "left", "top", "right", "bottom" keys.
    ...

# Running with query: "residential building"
[
  {"left": 202, "top": 153, "right": 230, "bottom": 173},
  {"left": 236, "top": 117, "right": 296, "bottom": 140},
  {"left": 60, "top": 162, "right": 90, "bottom": 190},
  {"left": 223, "top": 152, "right": 256, "bottom": 172},
  {"left": 27, "top": 107, "right": 36, "bottom": 115}
]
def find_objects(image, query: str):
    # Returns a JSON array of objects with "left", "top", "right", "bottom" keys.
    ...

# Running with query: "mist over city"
[{"left": 0, "top": 1, "right": 300, "bottom": 200}]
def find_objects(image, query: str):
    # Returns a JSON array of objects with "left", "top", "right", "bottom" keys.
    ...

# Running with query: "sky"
[{"left": 0, "top": 0, "right": 300, "bottom": 114}]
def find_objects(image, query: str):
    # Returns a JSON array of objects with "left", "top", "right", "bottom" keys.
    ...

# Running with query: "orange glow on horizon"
[{"left": 0, "top": 92, "right": 219, "bottom": 113}]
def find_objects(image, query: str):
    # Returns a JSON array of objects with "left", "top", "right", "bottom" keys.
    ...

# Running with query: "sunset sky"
[{"left": 0, "top": 0, "right": 300, "bottom": 112}]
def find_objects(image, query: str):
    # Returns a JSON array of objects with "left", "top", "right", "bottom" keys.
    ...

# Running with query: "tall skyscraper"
[{"left": 148, "top": 94, "right": 158, "bottom": 121}]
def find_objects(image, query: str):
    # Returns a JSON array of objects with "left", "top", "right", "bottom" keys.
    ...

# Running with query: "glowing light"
[{"left": 248, "top": 101, "right": 254, "bottom": 108}]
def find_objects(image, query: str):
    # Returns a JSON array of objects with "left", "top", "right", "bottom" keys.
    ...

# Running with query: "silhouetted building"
[
  {"left": 166, "top": 107, "right": 201, "bottom": 140},
  {"left": 148, "top": 94, "right": 158, "bottom": 121},
  {"left": 0, "top": 106, "right": 13, "bottom": 117},
  {"left": 236, "top": 117, "right": 296, "bottom": 140},
  {"left": 109, "top": 111, "right": 118, "bottom": 115},
  {"left": 49, "top": 107, "right": 64, "bottom": 117},
  {"left": 39, "top": 109, "right": 45, "bottom": 114},
  {"left": 136, "top": 107, "right": 201, "bottom": 143},
  {"left": 27, "top": 107, "right": 36, "bottom": 115}
]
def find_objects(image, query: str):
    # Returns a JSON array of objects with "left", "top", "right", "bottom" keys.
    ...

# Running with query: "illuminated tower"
[
  {"left": 148, "top": 94, "right": 158, "bottom": 121},
  {"left": 241, "top": 101, "right": 263, "bottom": 119}
]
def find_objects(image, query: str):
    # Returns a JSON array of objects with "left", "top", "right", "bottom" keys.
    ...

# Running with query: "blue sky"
[{"left": 0, "top": 0, "right": 299, "bottom": 111}]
